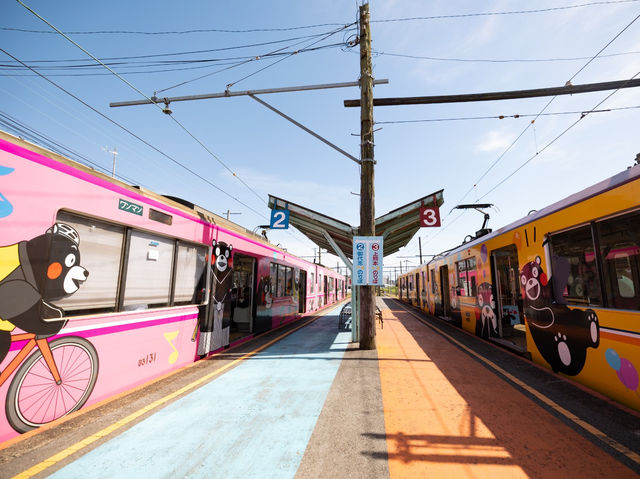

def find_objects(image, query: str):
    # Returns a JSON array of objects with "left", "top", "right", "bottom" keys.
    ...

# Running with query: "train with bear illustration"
[
  {"left": 398, "top": 162, "right": 640, "bottom": 412},
  {"left": 0, "top": 131, "right": 346, "bottom": 443}
]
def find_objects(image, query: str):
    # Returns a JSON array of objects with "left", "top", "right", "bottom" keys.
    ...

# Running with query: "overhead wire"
[
  {"left": 4, "top": 0, "right": 636, "bottom": 36},
  {"left": 0, "top": 36, "right": 352, "bottom": 72},
  {"left": 371, "top": 1, "right": 640, "bottom": 23},
  {"left": 422, "top": 10, "right": 640, "bottom": 249},
  {"left": 13, "top": 2, "right": 354, "bottom": 258},
  {"left": 0, "top": 31, "right": 344, "bottom": 63},
  {"left": 223, "top": 23, "right": 355, "bottom": 90},
  {"left": 370, "top": 49, "right": 640, "bottom": 64},
  {"left": 0, "top": 109, "right": 144, "bottom": 185},
  {"left": 0, "top": 43, "right": 350, "bottom": 80},
  {"left": 16, "top": 0, "right": 273, "bottom": 210},
  {"left": 0, "top": 47, "right": 268, "bottom": 221},
  {"left": 374, "top": 106, "right": 640, "bottom": 124},
  {"left": 478, "top": 69, "right": 640, "bottom": 201},
  {"left": 0, "top": 23, "right": 350, "bottom": 35},
  {"left": 0, "top": 75, "right": 182, "bottom": 185}
]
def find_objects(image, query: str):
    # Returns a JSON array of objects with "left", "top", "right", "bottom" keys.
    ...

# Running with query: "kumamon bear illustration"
[
  {"left": 475, "top": 282, "right": 498, "bottom": 339},
  {"left": 0, "top": 223, "right": 89, "bottom": 364},
  {"left": 520, "top": 256, "right": 599, "bottom": 376}
]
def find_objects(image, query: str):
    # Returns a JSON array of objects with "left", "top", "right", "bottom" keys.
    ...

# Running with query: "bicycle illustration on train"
[
  {"left": 0, "top": 332, "right": 98, "bottom": 433},
  {"left": 0, "top": 222, "right": 98, "bottom": 432}
]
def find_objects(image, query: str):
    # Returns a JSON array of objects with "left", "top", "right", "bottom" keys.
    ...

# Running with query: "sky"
[{"left": 2, "top": 0, "right": 640, "bottom": 282}]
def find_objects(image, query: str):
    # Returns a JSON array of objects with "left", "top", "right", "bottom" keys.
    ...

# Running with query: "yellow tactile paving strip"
[{"left": 376, "top": 305, "right": 635, "bottom": 478}]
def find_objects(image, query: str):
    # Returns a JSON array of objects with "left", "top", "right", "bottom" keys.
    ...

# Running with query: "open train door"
[
  {"left": 230, "top": 254, "right": 255, "bottom": 339},
  {"left": 491, "top": 245, "right": 526, "bottom": 351}
]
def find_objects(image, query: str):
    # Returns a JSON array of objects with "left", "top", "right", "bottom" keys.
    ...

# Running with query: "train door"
[
  {"left": 230, "top": 255, "right": 255, "bottom": 341},
  {"left": 440, "top": 265, "right": 450, "bottom": 316},
  {"left": 415, "top": 273, "right": 420, "bottom": 307},
  {"left": 324, "top": 276, "right": 328, "bottom": 304},
  {"left": 491, "top": 245, "right": 526, "bottom": 350},
  {"left": 299, "top": 270, "right": 307, "bottom": 313}
]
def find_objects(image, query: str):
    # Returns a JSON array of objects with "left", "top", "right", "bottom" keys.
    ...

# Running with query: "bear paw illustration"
[
  {"left": 555, "top": 333, "right": 571, "bottom": 367},
  {"left": 585, "top": 309, "right": 599, "bottom": 347}
]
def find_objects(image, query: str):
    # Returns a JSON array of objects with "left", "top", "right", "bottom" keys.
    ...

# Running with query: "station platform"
[{"left": 1, "top": 298, "right": 640, "bottom": 478}]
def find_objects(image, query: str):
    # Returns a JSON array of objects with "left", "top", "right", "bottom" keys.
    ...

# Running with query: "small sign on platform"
[{"left": 352, "top": 236, "right": 383, "bottom": 286}]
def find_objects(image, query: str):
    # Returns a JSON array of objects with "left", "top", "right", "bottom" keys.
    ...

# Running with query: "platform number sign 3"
[
  {"left": 270, "top": 209, "right": 290, "bottom": 229},
  {"left": 420, "top": 206, "right": 441, "bottom": 227}
]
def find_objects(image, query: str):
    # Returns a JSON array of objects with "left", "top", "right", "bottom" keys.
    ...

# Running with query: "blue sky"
[{"left": 2, "top": 1, "right": 640, "bottom": 281}]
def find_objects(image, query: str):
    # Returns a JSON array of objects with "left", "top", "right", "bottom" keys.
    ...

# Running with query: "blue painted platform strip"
[{"left": 50, "top": 307, "right": 350, "bottom": 479}]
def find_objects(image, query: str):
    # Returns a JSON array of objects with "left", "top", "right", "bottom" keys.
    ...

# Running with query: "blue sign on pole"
[
  {"left": 270, "top": 209, "right": 290, "bottom": 229},
  {"left": 352, "top": 236, "right": 383, "bottom": 286}
]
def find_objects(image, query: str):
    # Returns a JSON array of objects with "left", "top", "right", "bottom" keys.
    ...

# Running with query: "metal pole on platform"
[{"left": 358, "top": 2, "right": 376, "bottom": 350}]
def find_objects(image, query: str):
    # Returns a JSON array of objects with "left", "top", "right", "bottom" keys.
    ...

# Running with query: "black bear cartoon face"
[
  {"left": 29, "top": 224, "right": 88, "bottom": 301},
  {"left": 212, "top": 240, "right": 232, "bottom": 273},
  {"left": 0, "top": 223, "right": 89, "bottom": 364},
  {"left": 520, "top": 256, "right": 550, "bottom": 305},
  {"left": 519, "top": 256, "right": 599, "bottom": 376},
  {"left": 476, "top": 282, "right": 497, "bottom": 338}
]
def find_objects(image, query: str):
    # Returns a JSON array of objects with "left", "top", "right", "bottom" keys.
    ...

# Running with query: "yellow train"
[{"left": 398, "top": 163, "right": 640, "bottom": 412}]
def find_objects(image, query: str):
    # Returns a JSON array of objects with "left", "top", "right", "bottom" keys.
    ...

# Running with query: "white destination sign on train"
[{"left": 352, "top": 236, "right": 383, "bottom": 286}]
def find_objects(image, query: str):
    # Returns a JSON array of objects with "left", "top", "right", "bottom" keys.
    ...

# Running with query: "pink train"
[{"left": 0, "top": 131, "right": 346, "bottom": 443}]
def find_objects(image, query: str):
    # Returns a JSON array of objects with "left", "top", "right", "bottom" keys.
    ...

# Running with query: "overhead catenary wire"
[
  {"left": 16, "top": 0, "right": 270, "bottom": 209},
  {"left": 0, "top": 22, "right": 351, "bottom": 35},
  {"left": 370, "top": 49, "right": 640, "bottom": 64},
  {"left": 0, "top": 76, "right": 177, "bottom": 185},
  {"left": 0, "top": 109, "right": 142, "bottom": 186},
  {"left": 12, "top": 3, "right": 335, "bottom": 258},
  {"left": 478, "top": 69, "right": 640, "bottom": 201},
  {"left": 375, "top": 105, "right": 640, "bottom": 124},
  {"left": 0, "top": 43, "right": 350, "bottom": 79},
  {"left": 0, "top": 47, "right": 268, "bottom": 221},
  {"left": 371, "top": 1, "right": 640, "bottom": 23},
  {"left": 421, "top": 10, "right": 640, "bottom": 252},
  {"left": 222, "top": 22, "right": 355, "bottom": 91},
  {"left": 0, "top": 31, "right": 347, "bottom": 64},
  {"left": 4, "top": 0, "right": 636, "bottom": 36}
]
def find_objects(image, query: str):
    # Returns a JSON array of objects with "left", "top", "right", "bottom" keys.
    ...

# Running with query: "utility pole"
[
  {"left": 103, "top": 147, "right": 118, "bottom": 177},
  {"left": 359, "top": 2, "right": 376, "bottom": 350},
  {"left": 419, "top": 237, "right": 423, "bottom": 264}
]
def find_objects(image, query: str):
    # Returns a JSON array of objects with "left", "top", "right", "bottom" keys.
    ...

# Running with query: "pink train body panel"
[{"left": 0, "top": 134, "right": 346, "bottom": 444}]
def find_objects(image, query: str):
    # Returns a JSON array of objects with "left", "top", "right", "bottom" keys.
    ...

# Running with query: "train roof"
[
  {"left": 0, "top": 130, "right": 291, "bottom": 257},
  {"left": 427, "top": 161, "right": 640, "bottom": 265}
]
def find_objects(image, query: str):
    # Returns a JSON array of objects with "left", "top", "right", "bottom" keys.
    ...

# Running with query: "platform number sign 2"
[
  {"left": 270, "top": 209, "right": 290, "bottom": 229},
  {"left": 420, "top": 206, "right": 441, "bottom": 227}
]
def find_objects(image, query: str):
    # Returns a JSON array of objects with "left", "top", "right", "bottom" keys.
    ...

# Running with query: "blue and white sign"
[
  {"left": 352, "top": 236, "right": 383, "bottom": 286},
  {"left": 270, "top": 209, "right": 290, "bottom": 229}
]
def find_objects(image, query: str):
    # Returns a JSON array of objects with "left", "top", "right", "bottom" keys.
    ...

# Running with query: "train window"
[
  {"left": 597, "top": 210, "right": 640, "bottom": 310},
  {"left": 173, "top": 242, "right": 208, "bottom": 305},
  {"left": 54, "top": 211, "right": 124, "bottom": 315},
  {"left": 123, "top": 231, "right": 174, "bottom": 309},
  {"left": 270, "top": 263, "right": 278, "bottom": 298},
  {"left": 285, "top": 266, "right": 293, "bottom": 296},
  {"left": 430, "top": 269, "right": 437, "bottom": 294},
  {"left": 456, "top": 258, "right": 477, "bottom": 297},
  {"left": 310, "top": 272, "right": 315, "bottom": 293},
  {"left": 277, "top": 264, "right": 286, "bottom": 297},
  {"left": 550, "top": 225, "right": 602, "bottom": 305}
]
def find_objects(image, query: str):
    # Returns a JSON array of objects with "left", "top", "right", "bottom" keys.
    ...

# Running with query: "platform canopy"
[{"left": 267, "top": 190, "right": 444, "bottom": 263}]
